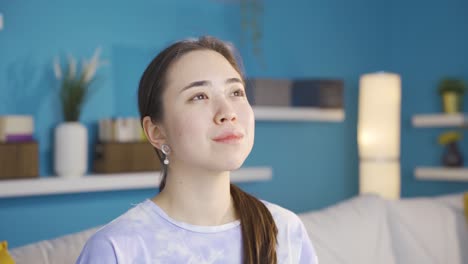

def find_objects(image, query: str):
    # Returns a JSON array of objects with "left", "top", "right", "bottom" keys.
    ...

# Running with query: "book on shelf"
[{"left": 0, "top": 115, "right": 34, "bottom": 143}]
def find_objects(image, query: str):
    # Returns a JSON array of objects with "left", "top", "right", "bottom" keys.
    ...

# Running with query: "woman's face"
[{"left": 160, "top": 50, "right": 255, "bottom": 172}]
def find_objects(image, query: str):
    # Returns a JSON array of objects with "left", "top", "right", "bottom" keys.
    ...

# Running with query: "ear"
[{"left": 142, "top": 116, "right": 167, "bottom": 150}]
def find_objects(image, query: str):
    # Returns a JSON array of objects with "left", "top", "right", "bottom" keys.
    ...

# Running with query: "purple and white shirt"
[{"left": 76, "top": 199, "right": 318, "bottom": 263}]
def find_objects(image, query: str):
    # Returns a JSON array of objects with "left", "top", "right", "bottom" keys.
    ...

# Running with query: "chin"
[{"left": 209, "top": 156, "right": 246, "bottom": 172}]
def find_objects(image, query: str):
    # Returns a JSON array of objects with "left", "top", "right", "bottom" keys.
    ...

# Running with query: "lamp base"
[{"left": 359, "top": 160, "right": 400, "bottom": 200}]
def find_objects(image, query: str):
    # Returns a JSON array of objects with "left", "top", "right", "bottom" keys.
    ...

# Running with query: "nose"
[{"left": 214, "top": 99, "right": 237, "bottom": 125}]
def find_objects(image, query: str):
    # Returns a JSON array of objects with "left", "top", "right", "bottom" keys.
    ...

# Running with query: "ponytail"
[{"left": 230, "top": 184, "right": 278, "bottom": 264}]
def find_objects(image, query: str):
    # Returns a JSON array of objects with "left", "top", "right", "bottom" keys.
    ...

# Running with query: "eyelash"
[
  {"left": 190, "top": 89, "right": 245, "bottom": 101},
  {"left": 231, "top": 89, "right": 245, "bottom": 97},
  {"left": 191, "top": 93, "right": 208, "bottom": 101}
]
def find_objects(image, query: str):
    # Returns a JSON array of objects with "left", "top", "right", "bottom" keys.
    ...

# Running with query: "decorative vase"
[
  {"left": 54, "top": 122, "right": 88, "bottom": 177},
  {"left": 442, "top": 142, "right": 463, "bottom": 167},
  {"left": 442, "top": 92, "right": 462, "bottom": 113}
]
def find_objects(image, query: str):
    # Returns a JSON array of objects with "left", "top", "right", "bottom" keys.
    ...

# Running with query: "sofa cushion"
[
  {"left": 10, "top": 226, "right": 100, "bottom": 264},
  {"left": 299, "top": 194, "right": 397, "bottom": 264},
  {"left": 386, "top": 193, "right": 468, "bottom": 264}
]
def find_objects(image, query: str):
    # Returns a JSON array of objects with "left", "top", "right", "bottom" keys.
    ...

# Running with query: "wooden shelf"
[
  {"left": 412, "top": 113, "right": 467, "bottom": 127},
  {"left": 414, "top": 167, "right": 468, "bottom": 181},
  {"left": 253, "top": 106, "right": 344, "bottom": 122},
  {"left": 0, "top": 167, "right": 272, "bottom": 198}
]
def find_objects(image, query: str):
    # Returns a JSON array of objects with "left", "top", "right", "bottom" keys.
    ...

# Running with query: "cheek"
[
  {"left": 238, "top": 104, "right": 255, "bottom": 139},
  {"left": 167, "top": 111, "right": 207, "bottom": 148}
]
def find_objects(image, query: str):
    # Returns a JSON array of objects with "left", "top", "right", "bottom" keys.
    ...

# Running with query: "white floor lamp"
[{"left": 358, "top": 72, "right": 402, "bottom": 200}]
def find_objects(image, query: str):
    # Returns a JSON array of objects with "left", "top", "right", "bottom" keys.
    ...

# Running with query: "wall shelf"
[
  {"left": 253, "top": 106, "right": 344, "bottom": 122},
  {"left": 415, "top": 167, "right": 468, "bottom": 181},
  {"left": 412, "top": 113, "right": 467, "bottom": 127},
  {"left": 0, "top": 167, "right": 272, "bottom": 198},
  {"left": 412, "top": 114, "right": 468, "bottom": 180}
]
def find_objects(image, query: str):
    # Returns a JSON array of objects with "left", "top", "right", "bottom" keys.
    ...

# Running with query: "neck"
[{"left": 152, "top": 164, "right": 238, "bottom": 226}]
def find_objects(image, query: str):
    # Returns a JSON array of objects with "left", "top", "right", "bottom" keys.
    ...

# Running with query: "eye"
[
  {"left": 191, "top": 93, "right": 208, "bottom": 101},
  {"left": 231, "top": 89, "right": 245, "bottom": 97}
]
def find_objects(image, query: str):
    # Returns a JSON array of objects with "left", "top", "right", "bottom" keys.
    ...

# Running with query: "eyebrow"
[{"left": 180, "top": 78, "right": 244, "bottom": 93}]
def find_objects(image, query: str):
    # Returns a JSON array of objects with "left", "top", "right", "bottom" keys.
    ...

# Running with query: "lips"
[{"left": 213, "top": 132, "right": 244, "bottom": 143}]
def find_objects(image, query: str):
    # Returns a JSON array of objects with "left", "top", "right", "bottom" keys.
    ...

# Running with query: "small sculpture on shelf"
[
  {"left": 438, "top": 131, "right": 463, "bottom": 167},
  {"left": 438, "top": 78, "right": 466, "bottom": 114}
]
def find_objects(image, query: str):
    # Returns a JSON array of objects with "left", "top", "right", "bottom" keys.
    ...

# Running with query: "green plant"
[
  {"left": 53, "top": 48, "right": 107, "bottom": 122},
  {"left": 438, "top": 78, "right": 466, "bottom": 95},
  {"left": 438, "top": 131, "right": 462, "bottom": 145}
]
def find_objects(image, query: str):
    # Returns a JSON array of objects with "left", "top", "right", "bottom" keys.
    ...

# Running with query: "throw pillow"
[{"left": 0, "top": 241, "right": 15, "bottom": 264}]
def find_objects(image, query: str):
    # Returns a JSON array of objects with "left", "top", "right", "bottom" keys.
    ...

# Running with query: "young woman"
[{"left": 77, "top": 36, "right": 317, "bottom": 264}]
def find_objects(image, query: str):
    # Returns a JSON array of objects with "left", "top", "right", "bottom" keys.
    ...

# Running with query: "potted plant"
[
  {"left": 438, "top": 131, "right": 463, "bottom": 167},
  {"left": 438, "top": 78, "right": 466, "bottom": 113},
  {"left": 52, "top": 47, "right": 107, "bottom": 177}
]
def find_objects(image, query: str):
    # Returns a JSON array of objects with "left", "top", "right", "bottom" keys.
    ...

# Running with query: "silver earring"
[{"left": 161, "top": 144, "right": 171, "bottom": 165}]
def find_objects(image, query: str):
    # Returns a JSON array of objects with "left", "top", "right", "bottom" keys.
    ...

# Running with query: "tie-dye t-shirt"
[{"left": 76, "top": 199, "right": 318, "bottom": 264}]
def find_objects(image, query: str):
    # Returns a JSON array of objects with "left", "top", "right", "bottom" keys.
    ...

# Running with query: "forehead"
[{"left": 165, "top": 50, "right": 242, "bottom": 90}]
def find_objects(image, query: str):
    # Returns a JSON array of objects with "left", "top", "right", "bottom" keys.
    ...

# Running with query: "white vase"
[{"left": 54, "top": 122, "right": 88, "bottom": 178}]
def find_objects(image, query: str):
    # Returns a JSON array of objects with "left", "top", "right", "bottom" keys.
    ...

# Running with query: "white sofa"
[
  {"left": 299, "top": 193, "right": 468, "bottom": 264},
  {"left": 10, "top": 193, "right": 467, "bottom": 264}
]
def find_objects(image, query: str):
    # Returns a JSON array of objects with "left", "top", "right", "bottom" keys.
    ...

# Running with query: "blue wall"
[
  {"left": 0, "top": 0, "right": 467, "bottom": 248},
  {"left": 386, "top": 1, "right": 468, "bottom": 197}
]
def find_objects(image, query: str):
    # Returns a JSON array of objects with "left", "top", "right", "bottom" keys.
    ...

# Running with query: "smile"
[{"left": 212, "top": 132, "right": 244, "bottom": 144}]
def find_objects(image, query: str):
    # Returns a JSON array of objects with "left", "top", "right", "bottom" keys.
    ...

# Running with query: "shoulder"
[
  {"left": 76, "top": 233, "right": 117, "bottom": 263},
  {"left": 261, "top": 200, "right": 306, "bottom": 243},
  {"left": 261, "top": 200, "right": 318, "bottom": 264},
  {"left": 262, "top": 200, "right": 304, "bottom": 230},
  {"left": 77, "top": 200, "right": 159, "bottom": 263},
  {"left": 92, "top": 200, "right": 155, "bottom": 239}
]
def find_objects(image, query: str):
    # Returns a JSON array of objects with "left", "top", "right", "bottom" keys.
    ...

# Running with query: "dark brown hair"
[{"left": 138, "top": 36, "right": 278, "bottom": 263}]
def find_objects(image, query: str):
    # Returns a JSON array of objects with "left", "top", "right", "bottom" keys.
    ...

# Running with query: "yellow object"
[
  {"left": 442, "top": 92, "right": 461, "bottom": 113},
  {"left": 438, "top": 131, "right": 462, "bottom": 145},
  {"left": 0, "top": 241, "right": 15, "bottom": 264}
]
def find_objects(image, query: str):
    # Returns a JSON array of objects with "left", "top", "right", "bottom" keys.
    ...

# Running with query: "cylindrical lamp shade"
[
  {"left": 358, "top": 73, "right": 401, "bottom": 159},
  {"left": 360, "top": 161, "right": 401, "bottom": 200},
  {"left": 358, "top": 72, "right": 401, "bottom": 199}
]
